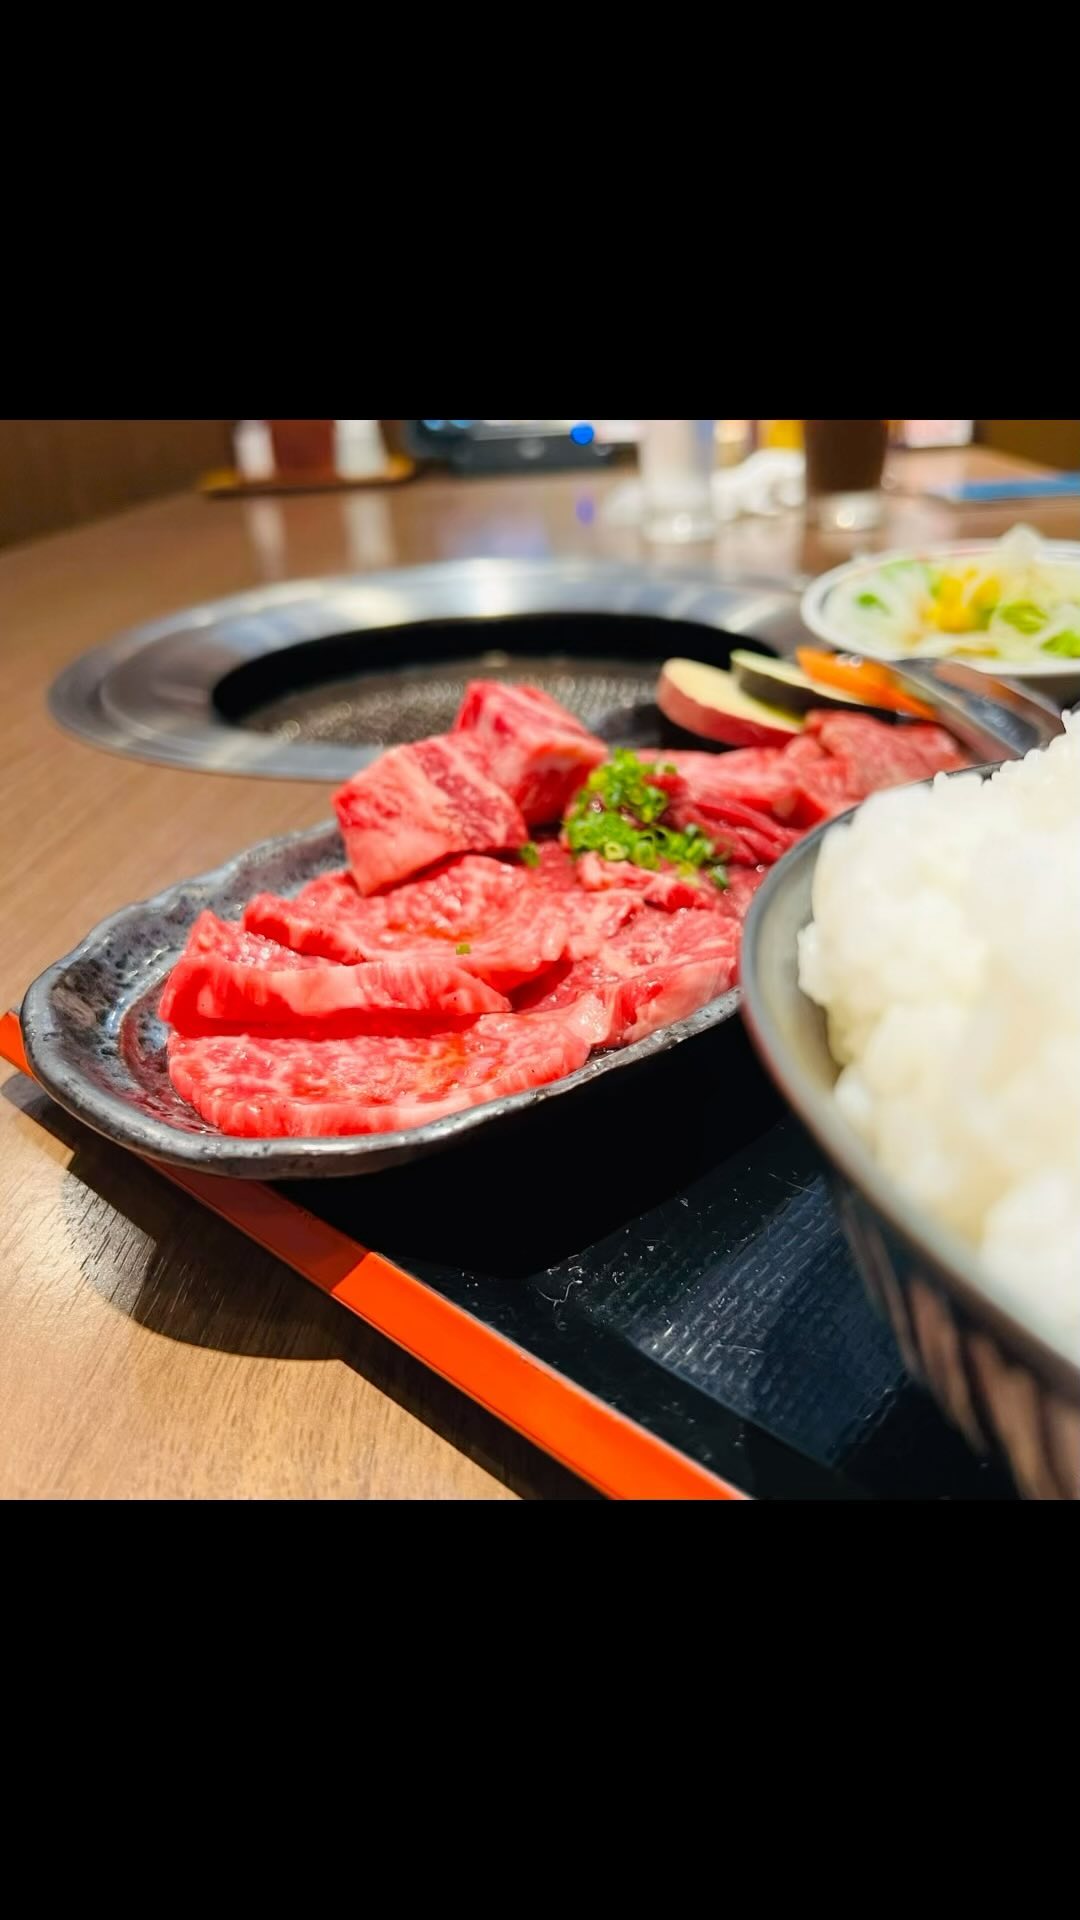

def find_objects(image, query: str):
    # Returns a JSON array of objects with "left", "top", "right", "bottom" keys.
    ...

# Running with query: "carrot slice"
[{"left": 796, "top": 648, "right": 937, "bottom": 721}]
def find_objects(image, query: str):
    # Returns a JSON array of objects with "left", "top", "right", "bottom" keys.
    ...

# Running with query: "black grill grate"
[{"left": 239, "top": 655, "right": 663, "bottom": 749}]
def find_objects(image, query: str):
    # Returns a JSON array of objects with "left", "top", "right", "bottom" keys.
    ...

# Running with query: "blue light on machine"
[
  {"left": 570, "top": 423, "right": 595, "bottom": 446},
  {"left": 449, "top": 419, "right": 473, "bottom": 429},
  {"left": 421, "top": 420, "right": 447, "bottom": 431}
]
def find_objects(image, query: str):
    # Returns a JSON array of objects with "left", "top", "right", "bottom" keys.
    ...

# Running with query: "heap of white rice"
[{"left": 798, "top": 714, "right": 1080, "bottom": 1350}]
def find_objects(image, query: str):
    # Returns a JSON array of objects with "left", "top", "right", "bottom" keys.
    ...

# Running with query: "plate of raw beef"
[{"left": 20, "top": 680, "right": 971, "bottom": 1176}]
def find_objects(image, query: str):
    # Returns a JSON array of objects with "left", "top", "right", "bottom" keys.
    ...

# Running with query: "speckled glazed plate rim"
[
  {"left": 740, "top": 784, "right": 1080, "bottom": 1402},
  {"left": 20, "top": 820, "right": 741, "bottom": 1180}
]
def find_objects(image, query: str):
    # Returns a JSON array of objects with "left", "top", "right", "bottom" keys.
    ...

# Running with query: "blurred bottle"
[
  {"left": 758, "top": 420, "right": 803, "bottom": 451},
  {"left": 270, "top": 420, "right": 334, "bottom": 474},
  {"left": 334, "top": 420, "right": 386, "bottom": 479},
  {"left": 716, "top": 420, "right": 754, "bottom": 467},
  {"left": 639, "top": 421, "right": 716, "bottom": 543},
  {"left": 234, "top": 420, "right": 275, "bottom": 482}
]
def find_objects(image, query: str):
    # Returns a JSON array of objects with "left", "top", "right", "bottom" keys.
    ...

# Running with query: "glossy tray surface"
[{"left": 295, "top": 1018, "right": 1017, "bottom": 1500}]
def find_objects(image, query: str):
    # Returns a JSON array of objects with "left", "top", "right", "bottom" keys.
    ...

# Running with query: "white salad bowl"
[{"left": 801, "top": 539, "right": 1080, "bottom": 705}]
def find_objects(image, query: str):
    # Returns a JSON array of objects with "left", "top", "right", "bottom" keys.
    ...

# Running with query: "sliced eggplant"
[
  {"left": 730, "top": 648, "right": 891, "bottom": 717},
  {"left": 657, "top": 658, "right": 804, "bottom": 748}
]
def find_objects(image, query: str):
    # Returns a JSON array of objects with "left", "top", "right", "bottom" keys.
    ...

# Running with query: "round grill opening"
[
  {"left": 48, "top": 561, "right": 808, "bottom": 780},
  {"left": 211, "top": 611, "right": 732, "bottom": 749}
]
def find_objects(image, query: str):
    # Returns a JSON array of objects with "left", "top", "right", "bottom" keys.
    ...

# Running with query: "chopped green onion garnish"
[
  {"left": 455, "top": 941, "right": 471, "bottom": 954},
  {"left": 563, "top": 747, "right": 723, "bottom": 886},
  {"left": 999, "top": 602, "right": 1046, "bottom": 635},
  {"left": 1042, "top": 629, "right": 1080, "bottom": 658},
  {"left": 518, "top": 841, "right": 540, "bottom": 868}
]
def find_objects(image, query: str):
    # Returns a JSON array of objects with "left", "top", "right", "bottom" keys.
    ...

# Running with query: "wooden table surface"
[{"left": 2, "top": 445, "right": 1076, "bottom": 1500}]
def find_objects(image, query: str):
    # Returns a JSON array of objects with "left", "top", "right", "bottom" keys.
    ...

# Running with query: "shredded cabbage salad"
[{"left": 824, "top": 526, "right": 1080, "bottom": 664}]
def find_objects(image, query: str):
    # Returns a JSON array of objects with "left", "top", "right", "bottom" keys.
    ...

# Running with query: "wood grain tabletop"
[{"left": 2, "top": 444, "right": 1075, "bottom": 1499}]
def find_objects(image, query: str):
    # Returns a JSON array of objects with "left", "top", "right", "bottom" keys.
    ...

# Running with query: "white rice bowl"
[{"left": 798, "top": 715, "right": 1080, "bottom": 1354}]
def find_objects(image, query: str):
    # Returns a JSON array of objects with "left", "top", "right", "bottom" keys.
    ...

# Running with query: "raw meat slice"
[
  {"left": 372, "top": 852, "right": 523, "bottom": 933},
  {"left": 652, "top": 721, "right": 968, "bottom": 828},
  {"left": 574, "top": 850, "right": 724, "bottom": 912},
  {"left": 654, "top": 747, "right": 801, "bottom": 821},
  {"left": 244, "top": 857, "right": 552, "bottom": 989},
  {"left": 551, "top": 883, "right": 643, "bottom": 956},
  {"left": 642, "top": 758, "right": 799, "bottom": 866},
  {"left": 523, "top": 839, "right": 699, "bottom": 921},
  {"left": 333, "top": 734, "right": 527, "bottom": 894},
  {"left": 516, "top": 832, "right": 711, "bottom": 921},
  {"left": 245, "top": 856, "right": 523, "bottom": 961},
  {"left": 778, "top": 735, "right": 861, "bottom": 825},
  {"left": 159, "top": 911, "right": 509, "bottom": 1032},
  {"left": 501, "top": 841, "right": 646, "bottom": 949},
  {"left": 453, "top": 680, "right": 606, "bottom": 825},
  {"left": 245, "top": 849, "right": 636, "bottom": 989},
  {"left": 609, "top": 907, "right": 741, "bottom": 1044},
  {"left": 518, "top": 951, "right": 734, "bottom": 1049},
  {"left": 243, "top": 873, "right": 385, "bottom": 961},
  {"left": 526, "top": 839, "right": 582, "bottom": 890},
  {"left": 515, "top": 907, "right": 739, "bottom": 1048},
  {"left": 605, "top": 908, "right": 743, "bottom": 977},
  {"left": 509, "top": 843, "right": 647, "bottom": 937},
  {"left": 714, "top": 865, "right": 770, "bottom": 920},
  {"left": 615, "top": 953, "right": 737, "bottom": 1046},
  {"left": 804, "top": 712, "right": 971, "bottom": 800},
  {"left": 665, "top": 787, "right": 800, "bottom": 866},
  {"left": 166, "top": 998, "right": 604, "bottom": 1138}
]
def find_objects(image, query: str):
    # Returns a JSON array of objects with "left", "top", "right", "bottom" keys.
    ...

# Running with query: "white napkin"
[{"left": 604, "top": 449, "right": 806, "bottom": 528}]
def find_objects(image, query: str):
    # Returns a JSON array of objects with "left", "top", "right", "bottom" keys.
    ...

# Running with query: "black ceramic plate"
[{"left": 20, "top": 821, "right": 741, "bottom": 1179}]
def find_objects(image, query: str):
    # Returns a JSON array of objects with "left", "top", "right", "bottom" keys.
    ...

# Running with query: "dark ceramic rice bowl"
[{"left": 740, "top": 783, "right": 1080, "bottom": 1500}]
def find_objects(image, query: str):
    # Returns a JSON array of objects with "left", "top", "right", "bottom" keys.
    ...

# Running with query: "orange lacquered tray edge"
[
  {"left": 200, "top": 456, "right": 417, "bottom": 497},
  {"left": 0, "top": 1010, "right": 744, "bottom": 1502}
]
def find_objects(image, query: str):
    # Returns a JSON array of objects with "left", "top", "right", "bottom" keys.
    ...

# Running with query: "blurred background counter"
[{"left": 3, "top": 419, "right": 1080, "bottom": 554}]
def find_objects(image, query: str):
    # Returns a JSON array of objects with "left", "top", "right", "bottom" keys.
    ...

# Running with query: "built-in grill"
[{"left": 48, "top": 559, "right": 807, "bottom": 781}]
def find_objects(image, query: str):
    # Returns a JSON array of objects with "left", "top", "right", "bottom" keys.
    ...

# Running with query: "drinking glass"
[
  {"left": 639, "top": 420, "right": 717, "bottom": 544},
  {"left": 803, "top": 420, "right": 888, "bottom": 531}
]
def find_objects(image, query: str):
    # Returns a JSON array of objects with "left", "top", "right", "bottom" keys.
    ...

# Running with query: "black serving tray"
[{"left": 290, "top": 1015, "right": 1017, "bottom": 1501}]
